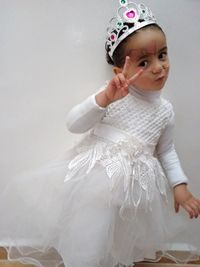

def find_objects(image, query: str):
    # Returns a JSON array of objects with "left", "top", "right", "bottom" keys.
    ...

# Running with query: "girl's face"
[{"left": 115, "top": 28, "right": 169, "bottom": 91}]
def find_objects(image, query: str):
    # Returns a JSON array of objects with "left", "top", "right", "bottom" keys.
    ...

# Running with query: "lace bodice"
[{"left": 101, "top": 92, "right": 173, "bottom": 146}]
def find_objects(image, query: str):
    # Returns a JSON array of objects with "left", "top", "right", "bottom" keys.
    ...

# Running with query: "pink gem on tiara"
[
  {"left": 123, "top": 8, "right": 138, "bottom": 23},
  {"left": 110, "top": 33, "right": 117, "bottom": 41},
  {"left": 126, "top": 10, "right": 136, "bottom": 19}
]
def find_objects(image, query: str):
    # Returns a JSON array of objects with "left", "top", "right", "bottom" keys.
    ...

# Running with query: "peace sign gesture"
[{"left": 95, "top": 56, "right": 143, "bottom": 107}]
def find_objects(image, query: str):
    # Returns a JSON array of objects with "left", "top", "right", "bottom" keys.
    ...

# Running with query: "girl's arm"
[
  {"left": 156, "top": 114, "right": 188, "bottom": 187},
  {"left": 66, "top": 86, "right": 107, "bottom": 134},
  {"left": 156, "top": 112, "right": 200, "bottom": 218},
  {"left": 67, "top": 56, "right": 143, "bottom": 134}
]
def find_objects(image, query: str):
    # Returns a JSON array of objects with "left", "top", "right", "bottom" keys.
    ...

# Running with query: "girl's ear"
[{"left": 113, "top": 66, "right": 123, "bottom": 75}]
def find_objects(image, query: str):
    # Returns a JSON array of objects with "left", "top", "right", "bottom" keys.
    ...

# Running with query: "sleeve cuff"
[
  {"left": 91, "top": 94, "right": 107, "bottom": 111},
  {"left": 166, "top": 169, "right": 189, "bottom": 188}
]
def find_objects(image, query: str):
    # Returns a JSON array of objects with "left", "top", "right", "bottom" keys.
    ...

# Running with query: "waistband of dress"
[{"left": 92, "top": 123, "right": 155, "bottom": 154}]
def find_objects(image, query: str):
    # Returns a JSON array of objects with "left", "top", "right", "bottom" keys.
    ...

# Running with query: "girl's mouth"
[{"left": 155, "top": 75, "right": 165, "bottom": 82}]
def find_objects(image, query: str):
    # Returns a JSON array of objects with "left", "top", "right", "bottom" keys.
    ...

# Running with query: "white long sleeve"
[
  {"left": 66, "top": 94, "right": 106, "bottom": 133},
  {"left": 156, "top": 114, "right": 189, "bottom": 187}
]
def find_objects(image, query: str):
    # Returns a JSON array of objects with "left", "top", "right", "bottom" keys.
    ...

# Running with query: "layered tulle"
[{"left": 0, "top": 135, "right": 200, "bottom": 267}]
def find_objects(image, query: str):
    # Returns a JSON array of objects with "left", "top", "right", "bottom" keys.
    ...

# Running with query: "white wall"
[{"left": 0, "top": 0, "right": 199, "bottom": 201}]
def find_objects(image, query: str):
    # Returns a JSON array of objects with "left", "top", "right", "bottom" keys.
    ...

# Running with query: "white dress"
[{"left": 0, "top": 85, "right": 199, "bottom": 267}]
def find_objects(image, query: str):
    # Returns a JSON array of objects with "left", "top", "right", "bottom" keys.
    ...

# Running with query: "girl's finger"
[
  {"left": 192, "top": 199, "right": 200, "bottom": 214},
  {"left": 189, "top": 201, "right": 200, "bottom": 217},
  {"left": 121, "top": 86, "right": 129, "bottom": 97},
  {"left": 114, "top": 75, "right": 121, "bottom": 90},
  {"left": 184, "top": 204, "right": 194, "bottom": 219},
  {"left": 196, "top": 198, "right": 200, "bottom": 207},
  {"left": 187, "top": 204, "right": 198, "bottom": 218},
  {"left": 118, "top": 73, "right": 129, "bottom": 87},
  {"left": 174, "top": 201, "right": 179, "bottom": 213},
  {"left": 122, "top": 56, "right": 131, "bottom": 76},
  {"left": 129, "top": 68, "right": 144, "bottom": 84}
]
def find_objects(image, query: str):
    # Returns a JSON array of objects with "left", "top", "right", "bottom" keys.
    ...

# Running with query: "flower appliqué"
[{"left": 64, "top": 135, "right": 169, "bottom": 220}]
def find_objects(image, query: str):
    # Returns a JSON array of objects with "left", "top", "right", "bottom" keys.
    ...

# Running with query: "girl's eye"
[
  {"left": 138, "top": 60, "right": 148, "bottom": 68},
  {"left": 159, "top": 51, "right": 167, "bottom": 60}
]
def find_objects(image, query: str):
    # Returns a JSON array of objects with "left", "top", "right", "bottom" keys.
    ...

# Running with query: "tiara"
[{"left": 105, "top": 1, "right": 157, "bottom": 59}]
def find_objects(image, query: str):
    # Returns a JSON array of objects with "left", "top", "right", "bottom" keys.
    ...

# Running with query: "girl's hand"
[
  {"left": 96, "top": 56, "right": 143, "bottom": 107},
  {"left": 173, "top": 183, "right": 200, "bottom": 218}
]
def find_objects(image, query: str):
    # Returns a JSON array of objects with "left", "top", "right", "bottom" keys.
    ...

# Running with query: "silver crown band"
[{"left": 105, "top": 1, "right": 157, "bottom": 60}]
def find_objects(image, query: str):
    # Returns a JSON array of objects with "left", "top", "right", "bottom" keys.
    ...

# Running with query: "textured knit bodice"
[{"left": 101, "top": 87, "right": 173, "bottom": 146}]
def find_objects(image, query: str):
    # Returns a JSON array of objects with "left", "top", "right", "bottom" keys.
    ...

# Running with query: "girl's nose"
[{"left": 151, "top": 60, "right": 163, "bottom": 74}]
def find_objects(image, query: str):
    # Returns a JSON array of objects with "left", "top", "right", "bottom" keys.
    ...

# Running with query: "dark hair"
[{"left": 106, "top": 24, "right": 165, "bottom": 68}]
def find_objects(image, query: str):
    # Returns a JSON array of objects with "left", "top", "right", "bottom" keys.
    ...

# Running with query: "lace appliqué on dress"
[{"left": 64, "top": 135, "right": 169, "bottom": 220}]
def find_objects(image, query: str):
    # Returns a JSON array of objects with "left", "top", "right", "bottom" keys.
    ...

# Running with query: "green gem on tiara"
[
  {"left": 120, "top": 0, "right": 127, "bottom": 6},
  {"left": 117, "top": 21, "right": 123, "bottom": 29}
]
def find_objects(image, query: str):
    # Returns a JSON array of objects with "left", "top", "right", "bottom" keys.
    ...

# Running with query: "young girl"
[{"left": 1, "top": 1, "right": 200, "bottom": 267}]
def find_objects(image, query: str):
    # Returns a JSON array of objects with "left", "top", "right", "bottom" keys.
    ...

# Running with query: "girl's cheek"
[{"left": 137, "top": 66, "right": 148, "bottom": 74}]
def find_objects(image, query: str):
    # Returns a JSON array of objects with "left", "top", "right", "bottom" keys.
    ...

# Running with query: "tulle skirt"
[{"left": 0, "top": 138, "right": 200, "bottom": 267}]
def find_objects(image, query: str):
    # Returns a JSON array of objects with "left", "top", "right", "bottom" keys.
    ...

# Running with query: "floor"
[{"left": 1, "top": 247, "right": 200, "bottom": 266}]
